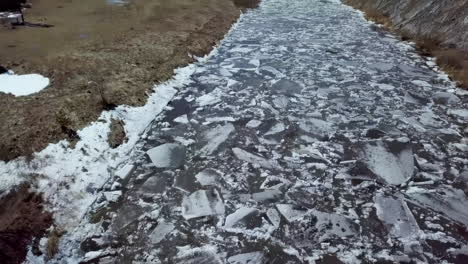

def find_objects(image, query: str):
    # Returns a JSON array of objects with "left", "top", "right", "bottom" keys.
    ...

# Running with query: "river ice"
[{"left": 22, "top": 0, "right": 468, "bottom": 263}]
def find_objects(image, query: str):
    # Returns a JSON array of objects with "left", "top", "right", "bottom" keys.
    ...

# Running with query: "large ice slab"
[
  {"left": 150, "top": 220, "right": 175, "bottom": 244},
  {"left": 356, "top": 140, "right": 414, "bottom": 185},
  {"left": 408, "top": 187, "right": 468, "bottom": 226},
  {"left": 199, "top": 123, "right": 235, "bottom": 156},
  {"left": 224, "top": 207, "right": 260, "bottom": 228},
  {"left": 182, "top": 189, "right": 225, "bottom": 220},
  {"left": 374, "top": 193, "right": 420, "bottom": 238},
  {"left": 147, "top": 143, "right": 186, "bottom": 168}
]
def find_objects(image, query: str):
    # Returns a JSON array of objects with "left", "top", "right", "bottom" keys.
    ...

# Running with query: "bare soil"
[
  {"left": 0, "top": 184, "right": 53, "bottom": 264},
  {"left": 0, "top": 0, "right": 257, "bottom": 161}
]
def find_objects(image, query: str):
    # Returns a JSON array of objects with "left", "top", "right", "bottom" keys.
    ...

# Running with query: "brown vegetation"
[{"left": 0, "top": 184, "right": 52, "bottom": 264}]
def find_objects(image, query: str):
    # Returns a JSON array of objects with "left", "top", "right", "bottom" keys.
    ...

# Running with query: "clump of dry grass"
[
  {"left": 414, "top": 35, "right": 442, "bottom": 56},
  {"left": 46, "top": 228, "right": 66, "bottom": 259},
  {"left": 436, "top": 49, "right": 465, "bottom": 70}
]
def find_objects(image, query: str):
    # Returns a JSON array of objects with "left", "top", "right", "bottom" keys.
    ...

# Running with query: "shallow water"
[{"left": 79, "top": 0, "right": 468, "bottom": 263}]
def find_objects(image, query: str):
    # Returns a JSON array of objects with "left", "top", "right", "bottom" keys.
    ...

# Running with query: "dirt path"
[{"left": 0, "top": 0, "right": 252, "bottom": 161}]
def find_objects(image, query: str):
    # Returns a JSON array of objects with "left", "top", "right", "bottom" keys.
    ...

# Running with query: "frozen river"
[{"left": 69, "top": 0, "right": 468, "bottom": 263}]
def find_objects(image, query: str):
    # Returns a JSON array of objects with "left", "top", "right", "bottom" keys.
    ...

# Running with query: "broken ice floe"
[
  {"left": 195, "top": 169, "right": 222, "bottom": 186},
  {"left": 182, "top": 189, "right": 225, "bottom": 220},
  {"left": 374, "top": 193, "right": 420, "bottom": 238},
  {"left": 276, "top": 204, "right": 307, "bottom": 223},
  {"left": 227, "top": 252, "right": 265, "bottom": 264},
  {"left": 147, "top": 143, "right": 186, "bottom": 168},
  {"left": 199, "top": 123, "right": 235, "bottom": 156},
  {"left": 224, "top": 207, "right": 260, "bottom": 229},
  {"left": 149, "top": 220, "right": 175, "bottom": 244},
  {"left": 232, "top": 148, "right": 277, "bottom": 169},
  {"left": 355, "top": 140, "right": 414, "bottom": 185}
]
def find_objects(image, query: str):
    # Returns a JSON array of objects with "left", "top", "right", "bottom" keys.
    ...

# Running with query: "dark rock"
[{"left": 0, "top": 66, "right": 8, "bottom": 74}]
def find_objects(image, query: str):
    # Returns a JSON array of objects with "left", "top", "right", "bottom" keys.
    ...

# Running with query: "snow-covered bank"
[
  {"left": 0, "top": 72, "right": 50, "bottom": 96},
  {"left": 0, "top": 61, "right": 189, "bottom": 261},
  {"left": 0, "top": 14, "right": 243, "bottom": 263}
]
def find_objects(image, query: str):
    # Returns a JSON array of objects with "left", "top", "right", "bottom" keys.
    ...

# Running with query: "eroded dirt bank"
[
  {"left": 344, "top": 0, "right": 468, "bottom": 89},
  {"left": 0, "top": 0, "right": 256, "bottom": 161}
]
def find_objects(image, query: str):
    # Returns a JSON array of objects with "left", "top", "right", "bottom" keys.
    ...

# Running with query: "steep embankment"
[{"left": 344, "top": 0, "right": 468, "bottom": 88}]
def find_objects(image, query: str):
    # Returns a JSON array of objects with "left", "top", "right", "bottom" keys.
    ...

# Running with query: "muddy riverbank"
[{"left": 0, "top": 0, "right": 256, "bottom": 161}]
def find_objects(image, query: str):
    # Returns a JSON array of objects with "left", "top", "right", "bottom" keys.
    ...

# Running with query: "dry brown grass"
[
  {"left": 414, "top": 35, "right": 442, "bottom": 56},
  {"left": 436, "top": 49, "right": 465, "bottom": 70},
  {"left": 46, "top": 229, "right": 66, "bottom": 259}
]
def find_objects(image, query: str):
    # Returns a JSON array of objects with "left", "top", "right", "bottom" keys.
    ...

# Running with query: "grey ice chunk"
[
  {"left": 150, "top": 220, "right": 175, "bottom": 244},
  {"left": 175, "top": 247, "right": 223, "bottom": 264},
  {"left": 432, "top": 92, "right": 460, "bottom": 105},
  {"left": 138, "top": 174, "right": 170, "bottom": 195},
  {"left": 449, "top": 109, "right": 468, "bottom": 121},
  {"left": 252, "top": 189, "right": 283, "bottom": 202},
  {"left": 272, "top": 96, "right": 289, "bottom": 109},
  {"left": 246, "top": 119, "right": 262, "bottom": 128},
  {"left": 357, "top": 140, "right": 414, "bottom": 185},
  {"left": 83, "top": 250, "right": 107, "bottom": 262},
  {"left": 264, "top": 123, "right": 286, "bottom": 136},
  {"left": 224, "top": 207, "right": 260, "bottom": 228},
  {"left": 299, "top": 118, "right": 332, "bottom": 138},
  {"left": 271, "top": 79, "right": 303, "bottom": 96},
  {"left": 260, "top": 65, "right": 284, "bottom": 77},
  {"left": 112, "top": 205, "right": 143, "bottom": 231},
  {"left": 174, "top": 114, "right": 190, "bottom": 124},
  {"left": 276, "top": 204, "right": 307, "bottom": 223},
  {"left": 232, "top": 148, "right": 277, "bottom": 169},
  {"left": 199, "top": 123, "right": 235, "bottom": 156},
  {"left": 196, "top": 93, "right": 221, "bottom": 106},
  {"left": 370, "top": 62, "right": 394, "bottom": 71},
  {"left": 227, "top": 252, "right": 265, "bottom": 264},
  {"left": 266, "top": 208, "right": 281, "bottom": 228},
  {"left": 103, "top": 191, "right": 122, "bottom": 202},
  {"left": 408, "top": 187, "right": 468, "bottom": 226},
  {"left": 374, "top": 193, "right": 420, "bottom": 238},
  {"left": 147, "top": 143, "right": 186, "bottom": 168},
  {"left": 182, "top": 189, "right": 225, "bottom": 220},
  {"left": 311, "top": 209, "right": 358, "bottom": 237},
  {"left": 115, "top": 164, "right": 135, "bottom": 181},
  {"left": 195, "top": 169, "right": 221, "bottom": 186}
]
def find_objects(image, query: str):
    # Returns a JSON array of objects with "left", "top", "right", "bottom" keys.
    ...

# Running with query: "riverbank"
[
  {"left": 0, "top": 0, "right": 259, "bottom": 262},
  {"left": 0, "top": 0, "right": 255, "bottom": 161},
  {"left": 343, "top": 0, "right": 468, "bottom": 90}
]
